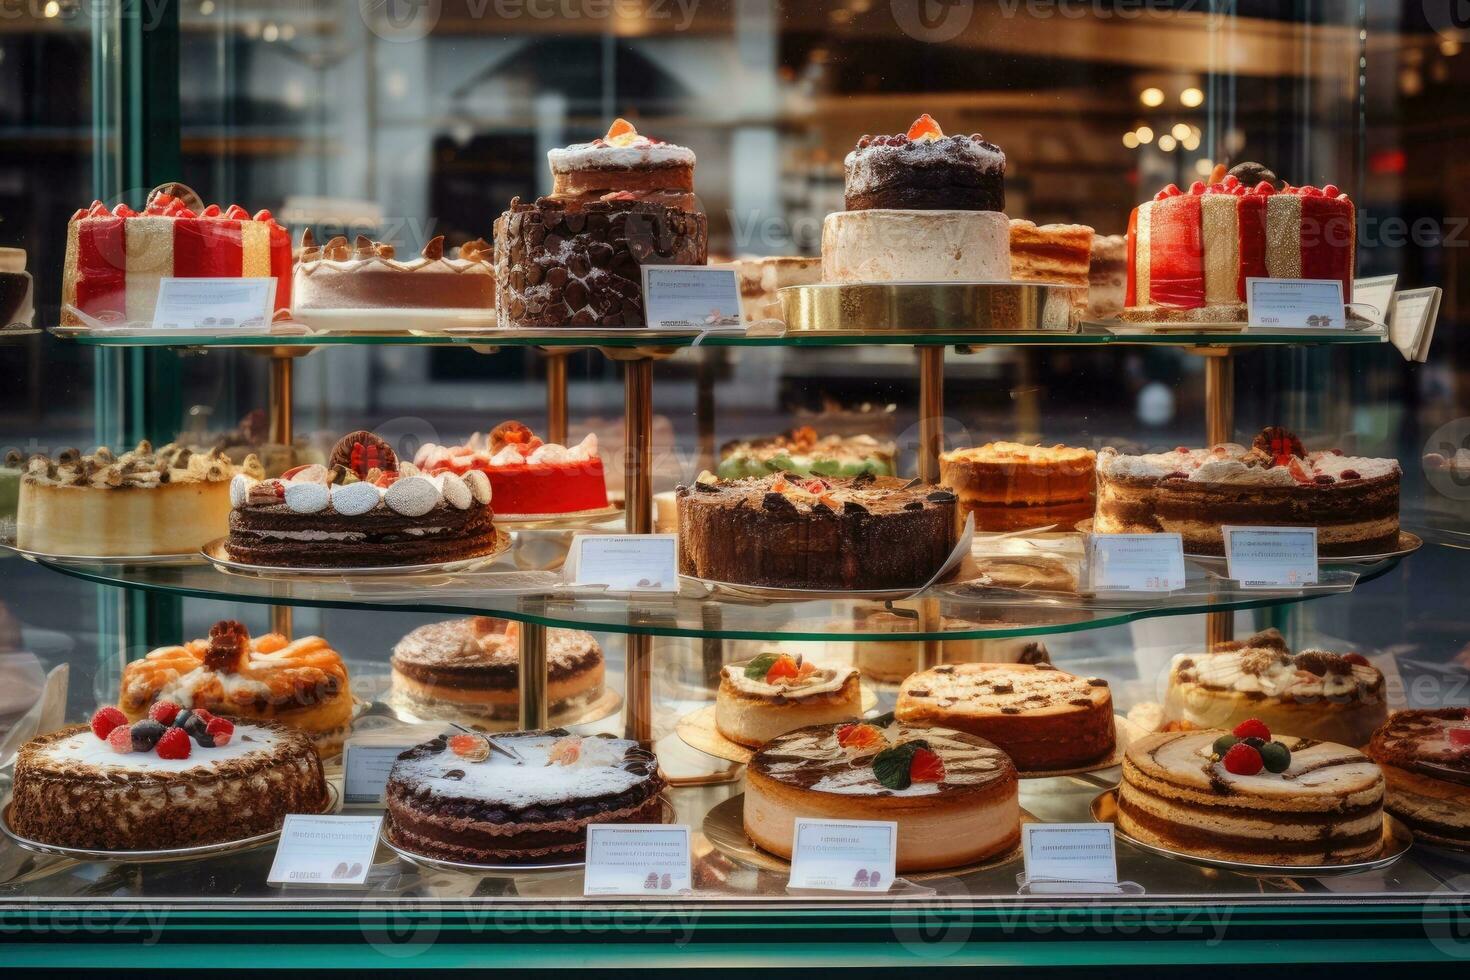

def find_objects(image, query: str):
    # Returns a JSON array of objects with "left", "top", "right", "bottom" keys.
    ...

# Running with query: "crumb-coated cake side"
[{"left": 1366, "top": 708, "right": 1470, "bottom": 850}]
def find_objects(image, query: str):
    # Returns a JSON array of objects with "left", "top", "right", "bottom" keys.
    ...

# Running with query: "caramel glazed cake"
[
  {"left": 1366, "top": 708, "right": 1470, "bottom": 850},
  {"left": 385, "top": 730, "right": 664, "bottom": 864},
  {"left": 1119, "top": 730, "right": 1385, "bottom": 866},
  {"left": 390, "top": 618, "right": 605, "bottom": 725},
  {"left": 10, "top": 720, "right": 327, "bottom": 850},
  {"left": 1094, "top": 427, "right": 1400, "bottom": 556},
  {"left": 744, "top": 722, "right": 1020, "bottom": 873}
]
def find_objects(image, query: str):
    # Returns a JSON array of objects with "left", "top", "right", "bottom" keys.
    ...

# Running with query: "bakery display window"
[{"left": 3, "top": 0, "right": 1470, "bottom": 970}]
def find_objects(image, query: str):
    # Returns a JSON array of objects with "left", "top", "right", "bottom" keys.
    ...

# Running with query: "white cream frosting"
[
  {"left": 722, "top": 658, "right": 857, "bottom": 699},
  {"left": 415, "top": 433, "right": 600, "bottom": 470},
  {"left": 822, "top": 209, "right": 1011, "bottom": 284},
  {"left": 1097, "top": 444, "right": 1399, "bottom": 485},
  {"left": 41, "top": 723, "right": 280, "bottom": 774},
  {"left": 549, "top": 141, "right": 695, "bottom": 171}
]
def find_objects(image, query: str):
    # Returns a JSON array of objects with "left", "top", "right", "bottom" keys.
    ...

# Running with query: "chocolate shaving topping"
[{"left": 421, "top": 235, "right": 446, "bottom": 261}]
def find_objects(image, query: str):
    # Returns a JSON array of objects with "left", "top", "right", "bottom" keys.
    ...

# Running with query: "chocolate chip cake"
[{"left": 675, "top": 473, "right": 957, "bottom": 591}]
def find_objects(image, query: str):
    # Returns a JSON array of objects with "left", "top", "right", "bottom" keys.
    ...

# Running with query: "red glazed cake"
[
  {"left": 62, "top": 183, "right": 291, "bottom": 325},
  {"left": 414, "top": 421, "right": 608, "bottom": 518}
]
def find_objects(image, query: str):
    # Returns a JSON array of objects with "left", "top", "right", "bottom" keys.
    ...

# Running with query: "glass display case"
[{"left": 3, "top": 0, "right": 1470, "bottom": 969}]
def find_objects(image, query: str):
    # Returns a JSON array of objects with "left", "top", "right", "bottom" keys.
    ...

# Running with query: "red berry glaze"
[
  {"left": 148, "top": 700, "right": 181, "bottom": 725},
  {"left": 91, "top": 706, "right": 129, "bottom": 740},
  {"left": 1233, "top": 718, "right": 1272, "bottom": 741},
  {"left": 1222, "top": 742, "right": 1264, "bottom": 776},
  {"left": 155, "top": 727, "right": 193, "bottom": 760},
  {"left": 909, "top": 747, "right": 946, "bottom": 783},
  {"left": 1449, "top": 727, "right": 1470, "bottom": 748}
]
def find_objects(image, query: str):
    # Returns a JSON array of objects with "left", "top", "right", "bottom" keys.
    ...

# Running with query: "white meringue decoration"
[
  {"left": 383, "top": 475, "right": 440, "bottom": 517},
  {"left": 230, "top": 474, "right": 253, "bottom": 508},
  {"left": 464, "top": 469, "right": 492, "bottom": 505},
  {"left": 331, "top": 480, "right": 382, "bottom": 516},
  {"left": 439, "top": 472, "right": 472, "bottom": 510},
  {"left": 284, "top": 481, "right": 331, "bottom": 514},
  {"left": 572, "top": 432, "right": 599, "bottom": 461},
  {"left": 290, "top": 463, "right": 330, "bottom": 484},
  {"left": 528, "top": 443, "right": 568, "bottom": 465},
  {"left": 489, "top": 445, "right": 524, "bottom": 467}
]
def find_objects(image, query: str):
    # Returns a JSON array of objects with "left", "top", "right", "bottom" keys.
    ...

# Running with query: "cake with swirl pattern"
[{"left": 1366, "top": 708, "right": 1470, "bottom": 850}]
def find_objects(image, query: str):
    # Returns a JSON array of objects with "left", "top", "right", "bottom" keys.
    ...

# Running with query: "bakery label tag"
[
  {"left": 1352, "top": 274, "right": 1398, "bottom": 326},
  {"left": 152, "top": 277, "right": 277, "bottom": 330},
  {"left": 565, "top": 533, "right": 679, "bottom": 592},
  {"left": 341, "top": 738, "right": 415, "bottom": 806},
  {"left": 641, "top": 265, "right": 745, "bottom": 332},
  {"left": 266, "top": 814, "right": 382, "bottom": 887},
  {"left": 1022, "top": 823, "right": 1118, "bottom": 886},
  {"left": 1224, "top": 526, "right": 1318, "bottom": 588},
  {"left": 583, "top": 823, "right": 692, "bottom": 896},
  {"left": 787, "top": 819, "right": 898, "bottom": 893},
  {"left": 1245, "top": 277, "right": 1346, "bottom": 329},
  {"left": 1085, "top": 533, "right": 1185, "bottom": 592}
]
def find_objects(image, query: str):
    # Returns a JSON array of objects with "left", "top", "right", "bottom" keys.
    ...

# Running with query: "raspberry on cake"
[
  {"left": 715, "top": 652, "right": 863, "bottom": 748},
  {"left": 1366, "top": 708, "right": 1470, "bottom": 851},
  {"left": 413, "top": 421, "right": 607, "bottom": 517},
  {"left": 293, "top": 233, "right": 493, "bottom": 312},
  {"left": 939, "top": 442, "right": 1096, "bottom": 532}
]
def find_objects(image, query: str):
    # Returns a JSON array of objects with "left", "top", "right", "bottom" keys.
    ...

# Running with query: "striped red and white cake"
[
  {"left": 1366, "top": 709, "right": 1470, "bottom": 850},
  {"left": 62, "top": 185, "right": 291, "bottom": 326},
  {"left": 1119, "top": 729, "right": 1384, "bottom": 866}
]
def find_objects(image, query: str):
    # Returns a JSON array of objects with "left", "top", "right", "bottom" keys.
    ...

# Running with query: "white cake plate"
[
  {"left": 1090, "top": 788, "right": 1411, "bottom": 877},
  {"left": 0, "top": 532, "right": 201, "bottom": 567},
  {"left": 200, "top": 530, "right": 510, "bottom": 577},
  {"left": 493, "top": 504, "right": 623, "bottom": 529},
  {"left": 0, "top": 784, "right": 338, "bottom": 864}
]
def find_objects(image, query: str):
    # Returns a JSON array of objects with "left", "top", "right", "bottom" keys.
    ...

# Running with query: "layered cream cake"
[
  {"left": 1094, "top": 427, "right": 1400, "bottom": 556},
  {"left": 744, "top": 722, "right": 1019, "bottom": 873},
  {"left": 715, "top": 653, "right": 862, "bottom": 748},
  {"left": 413, "top": 421, "right": 607, "bottom": 517},
  {"left": 293, "top": 233, "right": 493, "bottom": 311},
  {"left": 1366, "top": 708, "right": 1470, "bottom": 850},
  {"left": 1009, "top": 220, "right": 1093, "bottom": 316},
  {"left": 1087, "top": 233, "right": 1126, "bottom": 319},
  {"left": 895, "top": 662, "right": 1114, "bottom": 770},
  {"left": 939, "top": 442, "right": 1096, "bottom": 532},
  {"left": 1119, "top": 729, "right": 1385, "bottom": 865}
]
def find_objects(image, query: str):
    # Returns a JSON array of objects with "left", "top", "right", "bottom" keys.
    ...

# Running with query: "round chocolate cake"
[
  {"left": 385, "top": 729, "right": 664, "bottom": 864},
  {"left": 675, "top": 473, "right": 957, "bottom": 591},
  {"left": 843, "top": 114, "right": 1005, "bottom": 212}
]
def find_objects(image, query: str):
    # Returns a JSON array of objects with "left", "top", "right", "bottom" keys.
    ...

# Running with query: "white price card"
[
  {"left": 1352, "top": 274, "right": 1398, "bottom": 325},
  {"left": 267, "top": 814, "right": 381, "bottom": 887},
  {"left": 341, "top": 739, "right": 414, "bottom": 806},
  {"left": 1086, "top": 534, "right": 1185, "bottom": 592},
  {"left": 787, "top": 819, "right": 897, "bottom": 893},
  {"left": 583, "top": 824, "right": 692, "bottom": 896},
  {"left": 1388, "top": 286, "right": 1442, "bottom": 363},
  {"left": 151, "top": 277, "right": 277, "bottom": 330},
  {"left": 1022, "top": 824, "right": 1118, "bottom": 885},
  {"left": 1245, "top": 277, "right": 1346, "bottom": 329},
  {"left": 566, "top": 533, "right": 679, "bottom": 591},
  {"left": 641, "top": 265, "right": 744, "bottom": 331},
  {"left": 1224, "top": 526, "right": 1318, "bottom": 588}
]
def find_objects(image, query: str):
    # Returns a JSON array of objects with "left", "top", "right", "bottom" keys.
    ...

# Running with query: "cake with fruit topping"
[
  {"left": 293, "top": 233, "right": 493, "bottom": 312},
  {"left": 227, "top": 430, "right": 499, "bottom": 567},
  {"left": 1161, "top": 629, "right": 1386, "bottom": 747},
  {"left": 715, "top": 652, "right": 863, "bottom": 748},
  {"left": 717, "top": 427, "right": 896, "bottom": 481},
  {"left": 119, "top": 620, "right": 356, "bottom": 758},
  {"left": 676, "top": 473, "right": 957, "bottom": 591},
  {"left": 744, "top": 721, "right": 1019, "bottom": 872},
  {"left": 940, "top": 442, "right": 1096, "bottom": 532},
  {"left": 389, "top": 618, "right": 604, "bottom": 727},
  {"left": 822, "top": 114, "right": 1011, "bottom": 284},
  {"left": 62, "top": 183, "right": 291, "bottom": 326},
  {"left": 895, "top": 662, "right": 1114, "bottom": 771},
  {"left": 9, "top": 708, "right": 327, "bottom": 851},
  {"left": 495, "top": 119, "right": 707, "bottom": 329},
  {"left": 413, "top": 421, "right": 607, "bottom": 517},
  {"left": 1118, "top": 725, "right": 1385, "bottom": 866},
  {"left": 1366, "top": 708, "right": 1470, "bottom": 850},
  {"left": 16, "top": 441, "right": 251, "bottom": 557},
  {"left": 1094, "top": 426, "right": 1400, "bottom": 556},
  {"left": 384, "top": 729, "right": 664, "bottom": 864},
  {"left": 1124, "top": 163, "right": 1355, "bottom": 324}
]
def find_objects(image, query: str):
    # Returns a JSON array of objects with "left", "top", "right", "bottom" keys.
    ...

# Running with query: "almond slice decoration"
[{"left": 204, "top": 619, "right": 251, "bottom": 674}]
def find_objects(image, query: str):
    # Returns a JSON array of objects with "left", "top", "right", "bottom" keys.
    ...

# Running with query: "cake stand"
[
  {"left": 778, "top": 282, "right": 1081, "bottom": 336},
  {"left": 0, "top": 532, "right": 202, "bottom": 567},
  {"left": 199, "top": 529, "right": 511, "bottom": 577}
]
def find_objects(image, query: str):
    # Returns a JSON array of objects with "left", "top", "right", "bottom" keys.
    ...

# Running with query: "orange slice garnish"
[
  {"left": 906, "top": 113, "right": 944, "bottom": 142},
  {"left": 604, "top": 118, "right": 640, "bottom": 147}
]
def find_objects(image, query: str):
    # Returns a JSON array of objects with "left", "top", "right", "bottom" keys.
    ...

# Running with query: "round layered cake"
[
  {"left": 10, "top": 718, "right": 327, "bottom": 851},
  {"left": 293, "top": 234, "right": 493, "bottom": 311},
  {"left": 939, "top": 442, "right": 1096, "bottom": 532},
  {"left": 715, "top": 653, "right": 862, "bottom": 748},
  {"left": 385, "top": 730, "right": 664, "bottom": 864},
  {"left": 390, "top": 617, "right": 604, "bottom": 726},
  {"left": 1366, "top": 708, "right": 1470, "bottom": 850},
  {"left": 1119, "top": 729, "right": 1385, "bottom": 866},
  {"left": 744, "top": 722, "right": 1019, "bottom": 873},
  {"left": 414, "top": 421, "right": 607, "bottom": 517},
  {"left": 895, "top": 662, "right": 1114, "bottom": 770}
]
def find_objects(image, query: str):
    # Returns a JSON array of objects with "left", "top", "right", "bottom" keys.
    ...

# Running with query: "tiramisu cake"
[
  {"left": 736, "top": 256, "right": 822, "bottom": 322},
  {"left": 292, "top": 233, "right": 493, "bottom": 311},
  {"left": 227, "top": 430, "right": 499, "bottom": 567},
  {"left": 385, "top": 729, "right": 664, "bottom": 864},
  {"left": 895, "top": 662, "right": 1114, "bottom": 771},
  {"left": 744, "top": 721, "right": 1020, "bottom": 873},
  {"left": 717, "top": 427, "right": 897, "bottom": 481},
  {"left": 389, "top": 618, "right": 605, "bottom": 726},
  {"left": 1161, "top": 629, "right": 1386, "bottom": 747},
  {"left": 1366, "top": 709, "right": 1470, "bottom": 850},
  {"left": 1118, "top": 726, "right": 1385, "bottom": 866},
  {"left": 939, "top": 442, "right": 1096, "bottom": 532},
  {"left": 119, "top": 620, "right": 356, "bottom": 757},
  {"left": 823, "top": 114, "right": 1011, "bottom": 283},
  {"left": 1124, "top": 164, "right": 1355, "bottom": 323},
  {"left": 715, "top": 652, "right": 863, "bottom": 748},
  {"left": 1009, "top": 220, "right": 1094, "bottom": 315},
  {"left": 16, "top": 441, "right": 250, "bottom": 557},
  {"left": 413, "top": 421, "right": 607, "bottom": 517},
  {"left": 494, "top": 118, "right": 707, "bottom": 329},
  {"left": 1094, "top": 427, "right": 1400, "bottom": 556},
  {"left": 9, "top": 709, "right": 327, "bottom": 850},
  {"left": 676, "top": 473, "right": 957, "bottom": 591}
]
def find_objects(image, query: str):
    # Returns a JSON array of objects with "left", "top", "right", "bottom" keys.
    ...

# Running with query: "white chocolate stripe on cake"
[
  {"left": 242, "top": 220, "right": 273, "bottom": 279},
  {"left": 124, "top": 216, "right": 175, "bottom": 323},
  {"left": 1264, "top": 195, "right": 1303, "bottom": 279},
  {"left": 1134, "top": 203, "right": 1152, "bottom": 304},
  {"left": 1202, "top": 194, "right": 1240, "bottom": 305}
]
